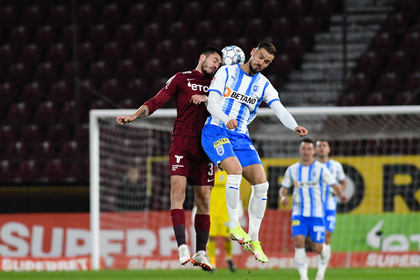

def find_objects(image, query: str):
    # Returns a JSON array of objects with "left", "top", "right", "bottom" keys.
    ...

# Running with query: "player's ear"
[
  {"left": 250, "top": 48, "right": 257, "bottom": 56},
  {"left": 199, "top": 54, "right": 206, "bottom": 63}
]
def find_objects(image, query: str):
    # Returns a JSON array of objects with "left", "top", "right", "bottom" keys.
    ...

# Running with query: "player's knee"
[
  {"left": 313, "top": 243, "right": 324, "bottom": 254},
  {"left": 252, "top": 182, "right": 269, "bottom": 198}
]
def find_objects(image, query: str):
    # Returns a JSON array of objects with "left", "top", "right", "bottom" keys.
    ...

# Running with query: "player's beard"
[
  {"left": 249, "top": 60, "right": 263, "bottom": 75},
  {"left": 201, "top": 59, "right": 217, "bottom": 78}
]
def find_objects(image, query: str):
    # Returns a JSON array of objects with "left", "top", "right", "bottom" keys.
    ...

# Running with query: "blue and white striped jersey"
[
  {"left": 281, "top": 161, "right": 337, "bottom": 217},
  {"left": 318, "top": 159, "right": 346, "bottom": 211},
  {"left": 206, "top": 64, "right": 281, "bottom": 135}
]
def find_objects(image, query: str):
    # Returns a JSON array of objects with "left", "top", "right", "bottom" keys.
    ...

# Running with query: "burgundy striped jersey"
[{"left": 144, "top": 70, "right": 212, "bottom": 137}]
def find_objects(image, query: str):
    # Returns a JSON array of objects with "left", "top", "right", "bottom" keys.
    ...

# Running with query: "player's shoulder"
[{"left": 329, "top": 158, "right": 343, "bottom": 167}]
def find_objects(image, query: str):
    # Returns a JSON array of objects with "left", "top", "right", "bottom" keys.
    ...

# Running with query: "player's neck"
[
  {"left": 300, "top": 158, "right": 315, "bottom": 166},
  {"left": 316, "top": 156, "right": 329, "bottom": 163},
  {"left": 240, "top": 63, "right": 257, "bottom": 76}
]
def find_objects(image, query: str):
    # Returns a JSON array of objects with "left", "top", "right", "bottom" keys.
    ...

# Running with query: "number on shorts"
[{"left": 208, "top": 163, "right": 214, "bottom": 176}]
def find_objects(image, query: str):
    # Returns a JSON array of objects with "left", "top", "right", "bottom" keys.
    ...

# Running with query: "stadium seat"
[
  {"left": 4, "top": 102, "right": 32, "bottom": 124},
  {"left": 336, "top": 91, "right": 363, "bottom": 106},
  {"left": 3, "top": 141, "right": 29, "bottom": 160},
  {"left": 124, "top": 79, "right": 146, "bottom": 101},
  {"left": 168, "top": 21, "right": 189, "bottom": 42},
  {"left": 218, "top": 19, "right": 242, "bottom": 40},
  {"left": 282, "top": 36, "right": 306, "bottom": 58},
  {"left": 385, "top": 50, "right": 412, "bottom": 75},
  {"left": 392, "top": 90, "right": 419, "bottom": 105},
  {"left": 33, "top": 62, "right": 58, "bottom": 84},
  {"left": 399, "top": 31, "right": 420, "bottom": 54},
  {"left": 99, "top": 41, "right": 123, "bottom": 63},
  {"left": 286, "top": 0, "right": 308, "bottom": 18},
  {"left": 126, "top": 41, "right": 150, "bottom": 62},
  {"left": 206, "top": 0, "right": 232, "bottom": 21},
  {"left": 310, "top": 0, "right": 333, "bottom": 18},
  {"left": 142, "top": 58, "right": 164, "bottom": 79},
  {"left": 59, "top": 24, "right": 84, "bottom": 44},
  {"left": 268, "top": 17, "right": 293, "bottom": 38},
  {"left": 0, "top": 44, "right": 17, "bottom": 66},
  {"left": 56, "top": 140, "right": 78, "bottom": 160},
  {"left": 58, "top": 101, "right": 76, "bottom": 122},
  {"left": 99, "top": 4, "right": 122, "bottom": 25},
  {"left": 17, "top": 44, "right": 42, "bottom": 65},
  {"left": 85, "top": 24, "right": 110, "bottom": 45},
  {"left": 363, "top": 91, "right": 390, "bottom": 106},
  {"left": 30, "top": 141, "right": 57, "bottom": 159},
  {"left": 8, "top": 26, "right": 30, "bottom": 47},
  {"left": 382, "top": 13, "right": 408, "bottom": 34},
  {"left": 403, "top": 72, "right": 420, "bottom": 91},
  {"left": 233, "top": 0, "right": 256, "bottom": 19},
  {"left": 126, "top": 3, "right": 151, "bottom": 26},
  {"left": 45, "top": 5, "right": 69, "bottom": 27},
  {"left": 0, "top": 82, "right": 17, "bottom": 104},
  {"left": 0, "top": 160, "right": 15, "bottom": 182},
  {"left": 347, "top": 73, "right": 371, "bottom": 93},
  {"left": 114, "top": 59, "right": 138, "bottom": 81},
  {"left": 265, "top": 54, "right": 294, "bottom": 78},
  {"left": 181, "top": 1, "right": 204, "bottom": 22},
  {"left": 33, "top": 25, "right": 57, "bottom": 47},
  {"left": 179, "top": 38, "right": 199, "bottom": 57},
  {"left": 156, "top": 2, "right": 178, "bottom": 23},
  {"left": 60, "top": 62, "right": 86, "bottom": 82},
  {"left": 20, "top": 82, "right": 45, "bottom": 102},
  {"left": 38, "top": 159, "right": 67, "bottom": 182},
  {"left": 191, "top": 21, "right": 215, "bottom": 43},
  {"left": 233, "top": 37, "right": 254, "bottom": 55},
  {"left": 33, "top": 101, "right": 58, "bottom": 123},
  {"left": 141, "top": 22, "right": 163, "bottom": 42},
  {"left": 87, "top": 61, "right": 110, "bottom": 82},
  {"left": 261, "top": 0, "right": 285, "bottom": 18},
  {"left": 375, "top": 72, "right": 402, "bottom": 95},
  {"left": 101, "top": 79, "right": 123, "bottom": 101},
  {"left": 77, "top": 5, "right": 97, "bottom": 26},
  {"left": 77, "top": 42, "right": 97, "bottom": 63},
  {"left": 20, "top": 124, "right": 44, "bottom": 143},
  {"left": 78, "top": 79, "right": 96, "bottom": 105},
  {"left": 13, "top": 159, "right": 41, "bottom": 182},
  {"left": 0, "top": 125, "right": 18, "bottom": 144},
  {"left": 113, "top": 24, "right": 136, "bottom": 46},
  {"left": 356, "top": 51, "right": 382, "bottom": 75},
  {"left": 119, "top": 98, "right": 138, "bottom": 109},
  {"left": 243, "top": 19, "right": 267, "bottom": 38},
  {"left": 169, "top": 57, "right": 189, "bottom": 74},
  {"left": 155, "top": 40, "right": 175, "bottom": 60},
  {"left": 19, "top": 5, "right": 44, "bottom": 27},
  {"left": 369, "top": 32, "right": 395, "bottom": 54},
  {"left": 0, "top": 6, "right": 18, "bottom": 30},
  {"left": 45, "top": 43, "right": 69, "bottom": 64},
  {"left": 44, "top": 124, "right": 72, "bottom": 143},
  {"left": 294, "top": 17, "right": 318, "bottom": 38},
  {"left": 79, "top": 123, "right": 89, "bottom": 143}
]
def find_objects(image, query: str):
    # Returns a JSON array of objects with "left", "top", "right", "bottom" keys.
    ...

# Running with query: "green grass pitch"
[{"left": 1, "top": 268, "right": 418, "bottom": 280}]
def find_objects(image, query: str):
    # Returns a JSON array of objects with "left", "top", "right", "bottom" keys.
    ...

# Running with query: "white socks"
[
  {"left": 225, "top": 174, "right": 242, "bottom": 230},
  {"left": 248, "top": 182, "right": 269, "bottom": 241},
  {"left": 317, "top": 243, "right": 331, "bottom": 279},
  {"left": 295, "top": 247, "right": 308, "bottom": 280}
]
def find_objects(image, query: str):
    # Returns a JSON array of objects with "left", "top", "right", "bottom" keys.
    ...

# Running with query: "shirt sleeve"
[
  {"left": 322, "top": 167, "right": 337, "bottom": 186},
  {"left": 336, "top": 162, "right": 346, "bottom": 182},
  {"left": 262, "top": 82, "right": 281, "bottom": 106},
  {"left": 281, "top": 167, "right": 293, "bottom": 188},
  {"left": 143, "top": 74, "right": 178, "bottom": 115},
  {"left": 207, "top": 91, "right": 233, "bottom": 124},
  {"left": 269, "top": 101, "right": 299, "bottom": 131},
  {"left": 208, "top": 66, "right": 228, "bottom": 96}
]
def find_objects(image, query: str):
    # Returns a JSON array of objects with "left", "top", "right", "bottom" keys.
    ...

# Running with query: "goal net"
[{"left": 90, "top": 106, "right": 420, "bottom": 270}]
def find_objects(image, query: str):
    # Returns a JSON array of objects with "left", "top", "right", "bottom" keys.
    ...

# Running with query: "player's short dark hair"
[
  {"left": 202, "top": 46, "right": 223, "bottom": 59},
  {"left": 301, "top": 138, "right": 314, "bottom": 145},
  {"left": 316, "top": 139, "right": 330, "bottom": 145},
  {"left": 257, "top": 42, "right": 277, "bottom": 57}
]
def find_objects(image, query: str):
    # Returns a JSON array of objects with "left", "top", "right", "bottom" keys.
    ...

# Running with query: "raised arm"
[{"left": 269, "top": 101, "right": 308, "bottom": 137}]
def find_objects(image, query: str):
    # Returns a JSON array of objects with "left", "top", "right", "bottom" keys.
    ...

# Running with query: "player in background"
[
  {"left": 315, "top": 139, "right": 346, "bottom": 280},
  {"left": 198, "top": 42, "right": 308, "bottom": 263},
  {"left": 116, "top": 46, "right": 223, "bottom": 271},
  {"left": 279, "top": 139, "right": 348, "bottom": 280}
]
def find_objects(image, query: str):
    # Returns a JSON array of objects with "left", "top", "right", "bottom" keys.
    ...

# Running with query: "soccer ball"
[{"left": 222, "top": 45, "right": 246, "bottom": 66}]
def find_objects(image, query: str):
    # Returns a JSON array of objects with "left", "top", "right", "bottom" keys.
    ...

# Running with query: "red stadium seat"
[
  {"left": 395, "top": 0, "right": 420, "bottom": 18},
  {"left": 0, "top": 83, "right": 17, "bottom": 104},
  {"left": 369, "top": 32, "right": 395, "bottom": 54},
  {"left": 141, "top": 22, "right": 163, "bottom": 42},
  {"left": 126, "top": 3, "right": 151, "bottom": 26},
  {"left": 191, "top": 21, "right": 215, "bottom": 43},
  {"left": 310, "top": 0, "right": 333, "bottom": 18},
  {"left": 168, "top": 21, "right": 189, "bottom": 42},
  {"left": 77, "top": 42, "right": 97, "bottom": 63},
  {"left": 126, "top": 41, "right": 150, "bottom": 62},
  {"left": 101, "top": 79, "right": 123, "bottom": 101},
  {"left": 261, "top": 0, "right": 285, "bottom": 18},
  {"left": 385, "top": 50, "right": 412, "bottom": 75},
  {"left": 99, "top": 4, "right": 122, "bottom": 25},
  {"left": 233, "top": 0, "right": 256, "bottom": 19},
  {"left": 218, "top": 19, "right": 242, "bottom": 39},
  {"left": 33, "top": 25, "right": 57, "bottom": 47},
  {"left": 0, "top": 160, "right": 15, "bottom": 182},
  {"left": 282, "top": 36, "right": 306, "bottom": 58},
  {"left": 78, "top": 79, "right": 96, "bottom": 105},
  {"left": 77, "top": 5, "right": 97, "bottom": 26},
  {"left": 79, "top": 123, "right": 89, "bottom": 143},
  {"left": 113, "top": 24, "right": 136, "bottom": 46},
  {"left": 356, "top": 51, "right": 382, "bottom": 75},
  {"left": 99, "top": 42, "right": 123, "bottom": 63},
  {"left": 45, "top": 5, "right": 69, "bottom": 27},
  {"left": 382, "top": 13, "right": 408, "bottom": 33},
  {"left": 114, "top": 59, "right": 139, "bottom": 81},
  {"left": 3, "top": 141, "right": 29, "bottom": 160},
  {"left": 0, "top": 6, "right": 18, "bottom": 30},
  {"left": 17, "top": 44, "right": 42, "bottom": 65},
  {"left": 268, "top": 17, "right": 293, "bottom": 38},
  {"left": 4, "top": 102, "right": 32, "bottom": 124},
  {"left": 39, "top": 159, "right": 67, "bottom": 182},
  {"left": 85, "top": 24, "right": 110, "bottom": 45},
  {"left": 181, "top": 1, "right": 204, "bottom": 22},
  {"left": 155, "top": 40, "right": 175, "bottom": 60},
  {"left": 0, "top": 44, "right": 17, "bottom": 66},
  {"left": 60, "top": 62, "right": 86, "bottom": 82},
  {"left": 142, "top": 59, "right": 164, "bottom": 79},
  {"left": 124, "top": 79, "right": 146, "bottom": 101},
  {"left": 8, "top": 26, "right": 30, "bottom": 47},
  {"left": 44, "top": 124, "right": 72, "bottom": 143},
  {"left": 58, "top": 101, "right": 76, "bottom": 122},
  {"left": 33, "top": 101, "right": 58, "bottom": 123},
  {"left": 33, "top": 62, "right": 58, "bottom": 84},
  {"left": 180, "top": 38, "right": 199, "bottom": 57},
  {"left": 294, "top": 17, "right": 318, "bottom": 38},
  {"left": 20, "top": 82, "right": 45, "bottom": 102},
  {"left": 403, "top": 72, "right": 420, "bottom": 91},
  {"left": 375, "top": 72, "right": 402, "bottom": 95},
  {"left": 264, "top": 54, "right": 294, "bottom": 78},
  {"left": 392, "top": 90, "right": 419, "bottom": 105},
  {"left": 207, "top": 1, "right": 232, "bottom": 21},
  {"left": 347, "top": 73, "right": 371, "bottom": 93},
  {"left": 13, "top": 159, "right": 41, "bottom": 182},
  {"left": 87, "top": 61, "right": 110, "bottom": 82},
  {"left": 363, "top": 91, "right": 390, "bottom": 106},
  {"left": 30, "top": 141, "right": 57, "bottom": 159},
  {"left": 169, "top": 57, "right": 190, "bottom": 74},
  {"left": 243, "top": 19, "right": 267, "bottom": 38},
  {"left": 285, "top": 0, "right": 308, "bottom": 18},
  {"left": 20, "top": 124, "right": 44, "bottom": 143},
  {"left": 19, "top": 5, "right": 45, "bottom": 27},
  {"left": 399, "top": 31, "right": 420, "bottom": 54},
  {"left": 156, "top": 2, "right": 178, "bottom": 23},
  {"left": 45, "top": 43, "right": 69, "bottom": 64},
  {"left": 0, "top": 125, "right": 18, "bottom": 143},
  {"left": 59, "top": 25, "right": 84, "bottom": 44},
  {"left": 119, "top": 98, "right": 137, "bottom": 109},
  {"left": 337, "top": 91, "right": 363, "bottom": 106},
  {"left": 8, "top": 62, "right": 30, "bottom": 83}
]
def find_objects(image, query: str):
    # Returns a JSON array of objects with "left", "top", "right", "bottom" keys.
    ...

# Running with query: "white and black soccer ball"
[{"left": 222, "top": 45, "right": 246, "bottom": 66}]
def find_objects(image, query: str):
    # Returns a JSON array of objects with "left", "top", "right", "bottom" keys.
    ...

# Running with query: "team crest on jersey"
[
  {"left": 252, "top": 84, "right": 260, "bottom": 93},
  {"left": 311, "top": 170, "right": 317, "bottom": 178},
  {"left": 216, "top": 145, "right": 224, "bottom": 156}
]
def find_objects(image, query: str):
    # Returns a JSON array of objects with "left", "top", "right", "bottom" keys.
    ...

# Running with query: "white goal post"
[{"left": 90, "top": 106, "right": 420, "bottom": 270}]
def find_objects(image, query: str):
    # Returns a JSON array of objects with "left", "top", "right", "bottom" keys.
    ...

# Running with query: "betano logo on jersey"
[{"left": 223, "top": 87, "right": 257, "bottom": 105}]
